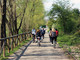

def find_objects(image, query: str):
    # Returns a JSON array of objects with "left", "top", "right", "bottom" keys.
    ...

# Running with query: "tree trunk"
[{"left": 1, "top": 0, "right": 6, "bottom": 47}]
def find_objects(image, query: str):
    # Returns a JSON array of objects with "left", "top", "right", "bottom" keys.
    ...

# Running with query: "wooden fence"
[{"left": 0, "top": 32, "right": 32, "bottom": 57}]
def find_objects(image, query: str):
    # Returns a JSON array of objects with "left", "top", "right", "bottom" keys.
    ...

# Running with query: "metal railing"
[{"left": 0, "top": 32, "right": 32, "bottom": 57}]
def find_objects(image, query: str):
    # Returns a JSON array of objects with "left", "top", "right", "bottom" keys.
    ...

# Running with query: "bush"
[
  {"left": 58, "top": 34, "right": 80, "bottom": 46},
  {"left": 74, "top": 30, "right": 80, "bottom": 37}
]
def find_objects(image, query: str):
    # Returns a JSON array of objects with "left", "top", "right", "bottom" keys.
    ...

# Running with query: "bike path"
[{"left": 7, "top": 33, "right": 72, "bottom": 60}]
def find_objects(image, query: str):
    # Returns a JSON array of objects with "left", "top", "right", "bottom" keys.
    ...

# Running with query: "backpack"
[
  {"left": 36, "top": 31, "right": 41, "bottom": 37},
  {"left": 49, "top": 31, "right": 52, "bottom": 36},
  {"left": 51, "top": 32, "right": 56, "bottom": 37},
  {"left": 56, "top": 31, "right": 58, "bottom": 36},
  {"left": 42, "top": 30, "right": 45, "bottom": 34}
]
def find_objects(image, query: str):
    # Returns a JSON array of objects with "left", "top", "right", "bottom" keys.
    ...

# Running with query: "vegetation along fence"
[{"left": 0, "top": 32, "right": 32, "bottom": 57}]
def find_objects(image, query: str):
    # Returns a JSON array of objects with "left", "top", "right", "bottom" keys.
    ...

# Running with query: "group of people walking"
[
  {"left": 32, "top": 28, "right": 45, "bottom": 44},
  {"left": 31, "top": 27, "right": 58, "bottom": 47},
  {"left": 49, "top": 28, "right": 58, "bottom": 48}
]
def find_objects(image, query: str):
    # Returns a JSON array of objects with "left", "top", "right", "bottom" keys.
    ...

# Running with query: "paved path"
[{"left": 7, "top": 33, "right": 72, "bottom": 60}]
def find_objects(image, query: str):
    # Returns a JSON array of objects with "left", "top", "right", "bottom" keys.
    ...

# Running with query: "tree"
[
  {"left": 0, "top": 0, "right": 45, "bottom": 37},
  {"left": 1, "top": 0, "right": 6, "bottom": 47},
  {"left": 47, "top": 18, "right": 56, "bottom": 29},
  {"left": 6, "top": 0, "right": 29, "bottom": 35},
  {"left": 21, "top": 0, "right": 45, "bottom": 31},
  {"left": 49, "top": 0, "right": 75, "bottom": 33}
]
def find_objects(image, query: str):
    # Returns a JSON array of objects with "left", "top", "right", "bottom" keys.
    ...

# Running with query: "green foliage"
[
  {"left": 21, "top": 0, "right": 45, "bottom": 31},
  {"left": 48, "top": 0, "right": 80, "bottom": 34},
  {"left": 47, "top": 19, "right": 56, "bottom": 29},
  {"left": 58, "top": 34, "right": 80, "bottom": 46},
  {"left": 0, "top": 57, "right": 8, "bottom": 60},
  {"left": 68, "top": 47, "right": 72, "bottom": 52},
  {"left": 41, "top": 25, "right": 46, "bottom": 28},
  {"left": 74, "top": 30, "right": 80, "bottom": 37},
  {"left": 75, "top": 49, "right": 79, "bottom": 53},
  {"left": 0, "top": 0, "right": 45, "bottom": 36}
]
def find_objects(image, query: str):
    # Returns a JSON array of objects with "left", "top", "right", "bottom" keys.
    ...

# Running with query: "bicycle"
[
  {"left": 32, "top": 34, "right": 35, "bottom": 43},
  {"left": 53, "top": 40, "right": 57, "bottom": 48},
  {"left": 37, "top": 37, "right": 41, "bottom": 46}
]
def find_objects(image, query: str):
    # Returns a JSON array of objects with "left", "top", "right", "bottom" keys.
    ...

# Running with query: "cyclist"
[
  {"left": 36, "top": 29, "right": 41, "bottom": 46},
  {"left": 32, "top": 28, "right": 36, "bottom": 43}
]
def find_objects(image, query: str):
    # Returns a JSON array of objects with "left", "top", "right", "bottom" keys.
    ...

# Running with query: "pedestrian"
[
  {"left": 42, "top": 28, "right": 45, "bottom": 39},
  {"left": 55, "top": 29, "right": 59, "bottom": 44},
  {"left": 49, "top": 28, "right": 52, "bottom": 42},
  {"left": 51, "top": 28, "right": 56, "bottom": 48},
  {"left": 40, "top": 29, "right": 42, "bottom": 40},
  {"left": 32, "top": 28, "right": 36, "bottom": 43}
]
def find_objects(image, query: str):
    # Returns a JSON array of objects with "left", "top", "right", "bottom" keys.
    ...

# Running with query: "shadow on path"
[
  {"left": 15, "top": 40, "right": 33, "bottom": 60},
  {"left": 7, "top": 40, "right": 33, "bottom": 60}
]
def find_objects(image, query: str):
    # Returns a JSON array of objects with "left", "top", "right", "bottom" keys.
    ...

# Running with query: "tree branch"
[{"left": 17, "top": 0, "right": 29, "bottom": 31}]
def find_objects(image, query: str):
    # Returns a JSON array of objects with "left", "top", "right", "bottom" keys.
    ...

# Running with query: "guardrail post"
[
  {"left": 7, "top": 39, "right": 10, "bottom": 53},
  {"left": 3, "top": 40, "right": 5, "bottom": 57},
  {"left": 11, "top": 38, "right": 13, "bottom": 51},
  {"left": 0, "top": 41, "right": 1, "bottom": 51},
  {"left": 18, "top": 36, "right": 20, "bottom": 45},
  {"left": 16, "top": 36, "right": 18, "bottom": 46},
  {"left": 27, "top": 34, "right": 29, "bottom": 39},
  {"left": 21, "top": 35, "right": 22, "bottom": 42},
  {"left": 14, "top": 37, "right": 16, "bottom": 48},
  {"left": 31, "top": 34, "right": 32, "bottom": 39},
  {"left": 22, "top": 35, "right": 24, "bottom": 41},
  {"left": 28, "top": 34, "right": 29, "bottom": 38},
  {"left": 22, "top": 35, "right": 23, "bottom": 40},
  {"left": 30, "top": 33, "right": 31, "bottom": 38},
  {"left": 25, "top": 34, "right": 26, "bottom": 40},
  {"left": 0, "top": 32, "right": 31, "bottom": 57},
  {"left": 26, "top": 34, "right": 28, "bottom": 39},
  {"left": 23, "top": 35, "right": 25, "bottom": 40}
]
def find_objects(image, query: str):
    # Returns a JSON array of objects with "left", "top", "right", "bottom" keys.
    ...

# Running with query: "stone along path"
[{"left": 8, "top": 33, "right": 72, "bottom": 60}]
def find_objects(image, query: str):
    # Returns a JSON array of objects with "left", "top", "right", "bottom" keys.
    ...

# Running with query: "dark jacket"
[{"left": 36, "top": 31, "right": 41, "bottom": 37}]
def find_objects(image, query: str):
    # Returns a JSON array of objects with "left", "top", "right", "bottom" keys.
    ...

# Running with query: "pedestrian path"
[{"left": 7, "top": 33, "right": 72, "bottom": 60}]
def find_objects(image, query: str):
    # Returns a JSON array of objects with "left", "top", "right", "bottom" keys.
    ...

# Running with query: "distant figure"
[
  {"left": 51, "top": 28, "right": 56, "bottom": 48},
  {"left": 49, "top": 28, "right": 52, "bottom": 42},
  {"left": 42, "top": 28, "right": 45, "bottom": 39},
  {"left": 36, "top": 29, "right": 41, "bottom": 39},
  {"left": 55, "top": 29, "right": 59, "bottom": 44},
  {"left": 40, "top": 29, "right": 43, "bottom": 40},
  {"left": 32, "top": 28, "right": 36, "bottom": 42},
  {"left": 36, "top": 29, "right": 41, "bottom": 46}
]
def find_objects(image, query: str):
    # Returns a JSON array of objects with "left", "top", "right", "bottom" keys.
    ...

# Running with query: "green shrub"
[
  {"left": 74, "top": 30, "right": 80, "bottom": 37},
  {"left": 58, "top": 34, "right": 80, "bottom": 46}
]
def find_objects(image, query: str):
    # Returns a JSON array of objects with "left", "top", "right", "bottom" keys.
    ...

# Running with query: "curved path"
[{"left": 7, "top": 33, "right": 72, "bottom": 60}]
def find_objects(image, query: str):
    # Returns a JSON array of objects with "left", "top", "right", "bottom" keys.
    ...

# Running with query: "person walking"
[
  {"left": 49, "top": 28, "right": 52, "bottom": 42},
  {"left": 42, "top": 28, "right": 45, "bottom": 39},
  {"left": 32, "top": 28, "right": 36, "bottom": 43},
  {"left": 40, "top": 29, "right": 42, "bottom": 40},
  {"left": 51, "top": 28, "right": 56, "bottom": 48},
  {"left": 55, "top": 29, "right": 59, "bottom": 44}
]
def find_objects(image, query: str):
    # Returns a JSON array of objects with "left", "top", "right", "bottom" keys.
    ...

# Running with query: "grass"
[
  {"left": 57, "top": 34, "right": 80, "bottom": 60},
  {"left": 0, "top": 38, "right": 31, "bottom": 60},
  {"left": 68, "top": 47, "right": 72, "bottom": 53},
  {"left": 75, "top": 49, "right": 79, "bottom": 53},
  {"left": 57, "top": 34, "right": 80, "bottom": 47},
  {"left": 79, "top": 57, "right": 80, "bottom": 60}
]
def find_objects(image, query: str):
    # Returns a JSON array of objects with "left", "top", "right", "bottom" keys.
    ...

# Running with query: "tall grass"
[{"left": 58, "top": 34, "right": 80, "bottom": 47}]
